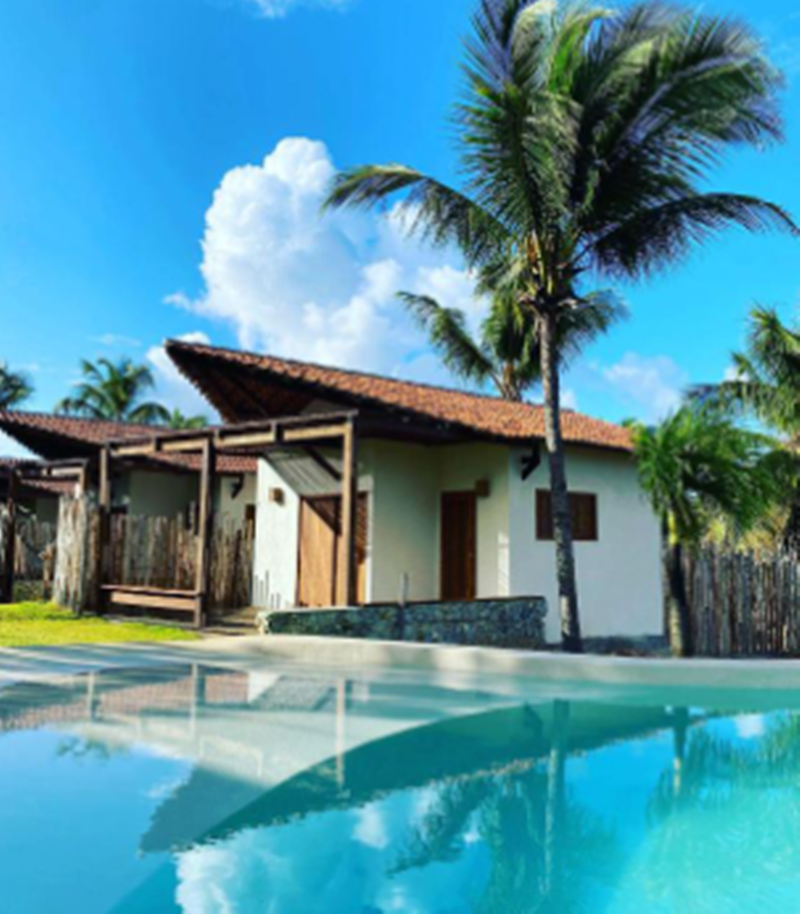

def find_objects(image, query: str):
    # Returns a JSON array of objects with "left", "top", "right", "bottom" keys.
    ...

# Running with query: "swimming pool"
[{"left": 1, "top": 651, "right": 799, "bottom": 913}]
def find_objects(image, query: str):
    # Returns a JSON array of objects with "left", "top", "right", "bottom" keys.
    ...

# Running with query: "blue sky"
[{"left": 0, "top": 0, "right": 798, "bottom": 453}]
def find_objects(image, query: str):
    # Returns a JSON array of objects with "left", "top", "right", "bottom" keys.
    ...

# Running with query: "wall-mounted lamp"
[
  {"left": 475, "top": 479, "right": 491, "bottom": 499},
  {"left": 268, "top": 487, "right": 285, "bottom": 505}
]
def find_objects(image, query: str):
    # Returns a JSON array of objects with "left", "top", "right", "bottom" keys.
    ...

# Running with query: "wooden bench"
[{"left": 101, "top": 585, "right": 204, "bottom": 627}]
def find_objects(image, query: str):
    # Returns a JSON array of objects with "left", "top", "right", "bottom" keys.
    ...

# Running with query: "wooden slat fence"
[
  {"left": 108, "top": 514, "right": 253, "bottom": 610},
  {"left": 684, "top": 549, "right": 800, "bottom": 658},
  {"left": 0, "top": 506, "right": 58, "bottom": 599},
  {"left": 7, "top": 494, "right": 256, "bottom": 616}
]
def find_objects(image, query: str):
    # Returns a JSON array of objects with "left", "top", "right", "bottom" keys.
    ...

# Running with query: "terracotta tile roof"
[
  {"left": 167, "top": 340, "right": 633, "bottom": 453},
  {"left": 0, "top": 412, "right": 257, "bottom": 475}
]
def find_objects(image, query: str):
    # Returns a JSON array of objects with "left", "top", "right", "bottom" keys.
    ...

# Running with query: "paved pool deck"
[{"left": 3, "top": 635, "right": 800, "bottom": 705}]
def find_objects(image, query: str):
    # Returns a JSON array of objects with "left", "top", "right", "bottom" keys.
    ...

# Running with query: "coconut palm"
[
  {"left": 399, "top": 288, "right": 626, "bottom": 401},
  {"left": 164, "top": 409, "right": 209, "bottom": 431},
  {"left": 628, "top": 404, "right": 783, "bottom": 656},
  {"left": 56, "top": 358, "right": 170, "bottom": 425},
  {"left": 324, "top": 0, "right": 795, "bottom": 652},
  {"left": 697, "top": 306, "right": 800, "bottom": 549},
  {"left": 0, "top": 362, "right": 33, "bottom": 410}
]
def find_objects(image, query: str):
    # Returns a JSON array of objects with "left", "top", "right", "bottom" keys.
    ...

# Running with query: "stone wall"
[{"left": 260, "top": 597, "right": 547, "bottom": 650}]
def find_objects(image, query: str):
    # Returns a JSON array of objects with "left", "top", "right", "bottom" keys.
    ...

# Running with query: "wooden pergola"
[
  {"left": 100, "top": 411, "right": 361, "bottom": 628},
  {"left": 0, "top": 459, "right": 88, "bottom": 604}
]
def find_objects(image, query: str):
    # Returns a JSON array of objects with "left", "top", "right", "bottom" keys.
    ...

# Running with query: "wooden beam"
[
  {"left": 96, "top": 445, "right": 112, "bottom": 613},
  {"left": 282, "top": 424, "right": 348, "bottom": 444},
  {"left": 340, "top": 419, "right": 358, "bottom": 607},
  {"left": 106, "top": 589, "right": 201, "bottom": 614},
  {"left": 113, "top": 443, "right": 158, "bottom": 458},
  {"left": 195, "top": 438, "right": 216, "bottom": 628},
  {"left": 1, "top": 470, "right": 18, "bottom": 604},
  {"left": 216, "top": 429, "right": 278, "bottom": 450}
]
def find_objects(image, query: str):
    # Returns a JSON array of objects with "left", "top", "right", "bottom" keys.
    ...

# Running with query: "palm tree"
[
  {"left": 324, "top": 0, "right": 795, "bottom": 652},
  {"left": 399, "top": 288, "right": 625, "bottom": 401},
  {"left": 628, "top": 404, "right": 782, "bottom": 656},
  {"left": 164, "top": 409, "right": 209, "bottom": 431},
  {"left": 56, "top": 358, "right": 170, "bottom": 425},
  {"left": 0, "top": 362, "right": 33, "bottom": 410},
  {"left": 697, "top": 306, "right": 800, "bottom": 550}
]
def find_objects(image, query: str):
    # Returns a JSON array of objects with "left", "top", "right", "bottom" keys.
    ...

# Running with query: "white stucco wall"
[
  {"left": 369, "top": 442, "right": 439, "bottom": 603},
  {"left": 438, "top": 444, "right": 510, "bottom": 599},
  {"left": 113, "top": 470, "right": 257, "bottom": 524},
  {"left": 251, "top": 438, "right": 663, "bottom": 642},
  {"left": 252, "top": 451, "right": 375, "bottom": 610},
  {"left": 217, "top": 473, "right": 257, "bottom": 525},
  {"left": 120, "top": 471, "right": 197, "bottom": 518},
  {"left": 253, "top": 459, "right": 301, "bottom": 610},
  {"left": 508, "top": 445, "right": 663, "bottom": 643}
]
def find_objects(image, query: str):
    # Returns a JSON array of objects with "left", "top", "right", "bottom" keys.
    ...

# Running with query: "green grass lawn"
[{"left": 0, "top": 602, "right": 199, "bottom": 648}]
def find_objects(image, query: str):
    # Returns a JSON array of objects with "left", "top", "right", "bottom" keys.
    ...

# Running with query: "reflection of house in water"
[{"left": 0, "top": 665, "right": 676, "bottom": 857}]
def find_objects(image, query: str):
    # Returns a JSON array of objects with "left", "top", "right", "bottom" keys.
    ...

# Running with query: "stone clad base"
[{"left": 259, "top": 597, "right": 547, "bottom": 650}]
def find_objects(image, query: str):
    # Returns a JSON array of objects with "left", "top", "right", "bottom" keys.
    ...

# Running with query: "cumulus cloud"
[
  {"left": 93, "top": 333, "right": 142, "bottom": 348},
  {"left": 169, "top": 137, "right": 479, "bottom": 383},
  {"left": 147, "top": 332, "right": 218, "bottom": 419},
  {"left": 601, "top": 353, "right": 687, "bottom": 422},
  {"left": 240, "top": 0, "right": 353, "bottom": 18}
]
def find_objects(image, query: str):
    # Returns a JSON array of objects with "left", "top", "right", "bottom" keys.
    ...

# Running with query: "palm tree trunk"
[
  {"left": 543, "top": 700, "right": 570, "bottom": 902},
  {"left": 540, "top": 309, "right": 583, "bottom": 653},
  {"left": 782, "top": 482, "right": 800, "bottom": 556},
  {"left": 666, "top": 540, "right": 693, "bottom": 657}
]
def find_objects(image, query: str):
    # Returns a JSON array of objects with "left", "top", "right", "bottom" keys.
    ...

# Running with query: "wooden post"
[
  {"left": 195, "top": 437, "right": 216, "bottom": 629},
  {"left": 96, "top": 446, "right": 112, "bottom": 613},
  {"left": 340, "top": 419, "right": 358, "bottom": 607},
  {"left": 1, "top": 470, "right": 18, "bottom": 604}
]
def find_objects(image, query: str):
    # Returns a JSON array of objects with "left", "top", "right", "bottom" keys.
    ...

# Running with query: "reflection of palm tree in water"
[
  {"left": 392, "top": 701, "right": 622, "bottom": 914},
  {"left": 640, "top": 710, "right": 800, "bottom": 910}
]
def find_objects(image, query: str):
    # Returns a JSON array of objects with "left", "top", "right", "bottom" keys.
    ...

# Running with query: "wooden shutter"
[{"left": 536, "top": 490, "right": 598, "bottom": 542}]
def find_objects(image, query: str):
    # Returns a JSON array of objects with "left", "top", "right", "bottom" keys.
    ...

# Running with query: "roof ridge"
[{"left": 165, "top": 338, "right": 604, "bottom": 420}]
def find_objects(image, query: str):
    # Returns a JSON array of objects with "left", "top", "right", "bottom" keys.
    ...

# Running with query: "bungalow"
[
  {"left": 166, "top": 339, "right": 664, "bottom": 644},
  {"left": 0, "top": 411, "right": 258, "bottom": 525}
]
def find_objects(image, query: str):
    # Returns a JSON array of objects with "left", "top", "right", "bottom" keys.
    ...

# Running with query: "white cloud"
[
  {"left": 353, "top": 804, "right": 389, "bottom": 850},
  {"left": 147, "top": 332, "right": 218, "bottom": 420},
  {"left": 0, "top": 431, "right": 35, "bottom": 460},
  {"left": 601, "top": 353, "right": 687, "bottom": 422},
  {"left": 93, "top": 333, "right": 142, "bottom": 349},
  {"left": 169, "top": 137, "right": 478, "bottom": 382},
  {"left": 239, "top": 0, "right": 353, "bottom": 18},
  {"left": 562, "top": 388, "right": 578, "bottom": 411}
]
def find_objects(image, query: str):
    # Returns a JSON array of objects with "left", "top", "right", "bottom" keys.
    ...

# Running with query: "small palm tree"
[
  {"left": 399, "top": 288, "right": 625, "bottom": 401},
  {"left": 164, "top": 409, "right": 209, "bottom": 430},
  {"left": 0, "top": 362, "right": 33, "bottom": 410},
  {"left": 56, "top": 358, "right": 170, "bottom": 425},
  {"left": 698, "top": 306, "right": 800, "bottom": 550},
  {"left": 628, "top": 405, "right": 782, "bottom": 657},
  {"left": 325, "top": 0, "right": 795, "bottom": 652}
]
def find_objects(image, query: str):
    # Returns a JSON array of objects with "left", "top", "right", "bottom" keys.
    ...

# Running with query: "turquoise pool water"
[{"left": 0, "top": 660, "right": 798, "bottom": 913}]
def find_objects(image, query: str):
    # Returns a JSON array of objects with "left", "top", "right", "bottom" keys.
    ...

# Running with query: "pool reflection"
[{"left": 0, "top": 665, "right": 798, "bottom": 913}]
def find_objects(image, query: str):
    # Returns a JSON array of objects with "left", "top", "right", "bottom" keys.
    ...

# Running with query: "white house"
[{"left": 167, "top": 339, "right": 664, "bottom": 644}]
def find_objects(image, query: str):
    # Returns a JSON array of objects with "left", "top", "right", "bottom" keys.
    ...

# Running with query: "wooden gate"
[{"left": 297, "top": 495, "right": 368, "bottom": 607}]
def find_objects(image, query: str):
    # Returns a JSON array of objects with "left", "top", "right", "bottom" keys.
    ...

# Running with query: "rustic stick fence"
[
  {"left": 3, "top": 495, "right": 253, "bottom": 616},
  {"left": 683, "top": 549, "right": 800, "bottom": 658},
  {"left": 0, "top": 506, "right": 58, "bottom": 600}
]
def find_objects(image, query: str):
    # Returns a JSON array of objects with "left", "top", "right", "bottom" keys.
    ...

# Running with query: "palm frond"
[
  {"left": 324, "top": 165, "right": 508, "bottom": 266},
  {"left": 398, "top": 292, "right": 497, "bottom": 390}
]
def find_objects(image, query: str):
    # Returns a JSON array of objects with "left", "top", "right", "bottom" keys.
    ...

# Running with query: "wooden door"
[
  {"left": 440, "top": 492, "right": 477, "bottom": 601},
  {"left": 297, "top": 495, "right": 368, "bottom": 608}
]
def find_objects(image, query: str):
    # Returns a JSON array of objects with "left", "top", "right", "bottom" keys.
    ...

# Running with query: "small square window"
[{"left": 536, "top": 490, "right": 598, "bottom": 542}]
